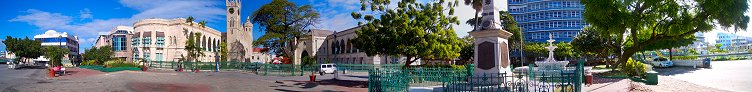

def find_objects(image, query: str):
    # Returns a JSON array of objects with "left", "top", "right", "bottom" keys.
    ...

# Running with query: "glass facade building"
[{"left": 508, "top": 0, "right": 586, "bottom": 42}]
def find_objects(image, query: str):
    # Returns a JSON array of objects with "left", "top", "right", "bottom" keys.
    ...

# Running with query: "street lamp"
[{"left": 215, "top": 46, "right": 219, "bottom": 72}]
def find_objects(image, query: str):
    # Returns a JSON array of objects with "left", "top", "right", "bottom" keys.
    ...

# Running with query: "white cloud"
[
  {"left": 79, "top": 8, "right": 93, "bottom": 20},
  {"left": 9, "top": 9, "right": 74, "bottom": 30},
  {"left": 317, "top": 13, "right": 358, "bottom": 31},
  {"left": 10, "top": 0, "right": 226, "bottom": 51}
]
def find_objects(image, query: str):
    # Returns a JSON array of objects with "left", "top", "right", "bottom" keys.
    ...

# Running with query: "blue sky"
[
  {"left": 0, "top": 0, "right": 490, "bottom": 52},
  {"left": 0, "top": 0, "right": 390, "bottom": 52},
  {"left": 0, "top": 0, "right": 749, "bottom": 52}
]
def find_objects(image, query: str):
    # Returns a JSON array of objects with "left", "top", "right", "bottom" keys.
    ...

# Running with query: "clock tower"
[{"left": 226, "top": 0, "right": 254, "bottom": 62}]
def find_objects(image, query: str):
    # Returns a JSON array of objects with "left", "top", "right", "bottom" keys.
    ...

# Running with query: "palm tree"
[
  {"left": 198, "top": 20, "right": 207, "bottom": 28},
  {"left": 464, "top": 0, "right": 483, "bottom": 31},
  {"left": 186, "top": 16, "right": 195, "bottom": 26}
]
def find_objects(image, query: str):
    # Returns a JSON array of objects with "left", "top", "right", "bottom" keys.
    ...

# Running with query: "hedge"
[{"left": 79, "top": 65, "right": 141, "bottom": 72}]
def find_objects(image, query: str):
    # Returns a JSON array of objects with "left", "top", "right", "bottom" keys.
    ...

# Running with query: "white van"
[{"left": 319, "top": 64, "right": 337, "bottom": 75}]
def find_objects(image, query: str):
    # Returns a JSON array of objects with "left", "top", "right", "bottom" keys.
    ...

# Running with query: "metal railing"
[{"left": 368, "top": 61, "right": 584, "bottom": 92}]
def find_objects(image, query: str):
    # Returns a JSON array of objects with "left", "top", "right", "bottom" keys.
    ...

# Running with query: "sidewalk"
[{"left": 583, "top": 78, "right": 631, "bottom": 92}]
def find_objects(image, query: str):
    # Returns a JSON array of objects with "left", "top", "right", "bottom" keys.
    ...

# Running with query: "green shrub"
[
  {"left": 81, "top": 60, "right": 99, "bottom": 66},
  {"left": 104, "top": 60, "right": 141, "bottom": 68},
  {"left": 620, "top": 58, "right": 647, "bottom": 77}
]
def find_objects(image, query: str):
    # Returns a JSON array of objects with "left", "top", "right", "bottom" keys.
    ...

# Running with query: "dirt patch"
[{"left": 126, "top": 82, "right": 211, "bottom": 92}]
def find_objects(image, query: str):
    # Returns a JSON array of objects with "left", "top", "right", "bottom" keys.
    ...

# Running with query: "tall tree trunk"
[
  {"left": 473, "top": 11, "right": 479, "bottom": 31},
  {"left": 403, "top": 56, "right": 415, "bottom": 69},
  {"left": 669, "top": 48, "right": 673, "bottom": 61}
]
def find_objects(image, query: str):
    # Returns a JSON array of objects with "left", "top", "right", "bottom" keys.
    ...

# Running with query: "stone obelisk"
[{"left": 469, "top": 0, "right": 513, "bottom": 77}]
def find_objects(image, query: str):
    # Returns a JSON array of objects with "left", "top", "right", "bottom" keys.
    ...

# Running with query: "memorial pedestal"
[{"left": 470, "top": 29, "right": 513, "bottom": 77}]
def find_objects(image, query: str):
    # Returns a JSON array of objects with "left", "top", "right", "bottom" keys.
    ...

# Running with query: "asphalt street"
[
  {"left": 654, "top": 60, "right": 752, "bottom": 92},
  {"left": 0, "top": 64, "right": 48, "bottom": 92}
]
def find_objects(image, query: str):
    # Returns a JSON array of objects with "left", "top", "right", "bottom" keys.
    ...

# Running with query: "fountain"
[{"left": 534, "top": 34, "right": 569, "bottom": 70}]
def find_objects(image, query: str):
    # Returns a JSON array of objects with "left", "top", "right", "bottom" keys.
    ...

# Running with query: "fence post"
[
  {"left": 576, "top": 59, "right": 585, "bottom": 92},
  {"left": 264, "top": 64, "right": 268, "bottom": 76}
]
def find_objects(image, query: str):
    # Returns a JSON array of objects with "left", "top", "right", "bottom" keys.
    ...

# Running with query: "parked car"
[
  {"left": 319, "top": 64, "right": 337, "bottom": 75},
  {"left": 651, "top": 58, "right": 673, "bottom": 68}
]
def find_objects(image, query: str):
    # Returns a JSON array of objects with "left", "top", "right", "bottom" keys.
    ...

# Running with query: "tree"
[
  {"left": 186, "top": 16, "right": 195, "bottom": 26},
  {"left": 351, "top": 0, "right": 463, "bottom": 68},
  {"left": 710, "top": 43, "right": 728, "bottom": 54},
  {"left": 571, "top": 26, "right": 614, "bottom": 60},
  {"left": 463, "top": 0, "right": 482, "bottom": 31},
  {"left": 522, "top": 42, "right": 575, "bottom": 61},
  {"left": 582, "top": 0, "right": 749, "bottom": 69},
  {"left": 185, "top": 33, "right": 205, "bottom": 70},
  {"left": 458, "top": 35, "right": 474, "bottom": 64},
  {"left": 198, "top": 20, "right": 207, "bottom": 28},
  {"left": 2, "top": 36, "right": 43, "bottom": 63},
  {"left": 252, "top": 0, "right": 319, "bottom": 63},
  {"left": 218, "top": 42, "right": 229, "bottom": 62},
  {"left": 44, "top": 46, "right": 68, "bottom": 66},
  {"left": 83, "top": 45, "right": 113, "bottom": 64}
]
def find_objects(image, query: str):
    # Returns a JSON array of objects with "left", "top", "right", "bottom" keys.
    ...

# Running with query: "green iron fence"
[{"left": 368, "top": 61, "right": 585, "bottom": 92}]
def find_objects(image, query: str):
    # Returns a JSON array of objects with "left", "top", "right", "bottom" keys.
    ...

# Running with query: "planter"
[
  {"left": 48, "top": 69, "right": 56, "bottom": 78},
  {"left": 141, "top": 66, "right": 148, "bottom": 71},
  {"left": 194, "top": 69, "right": 200, "bottom": 73},
  {"left": 309, "top": 74, "right": 316, "bottom": 82}
]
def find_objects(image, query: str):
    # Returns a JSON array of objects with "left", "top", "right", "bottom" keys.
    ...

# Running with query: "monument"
[{"left": 469, "top": 0, "right": 513, "bottom": 77}]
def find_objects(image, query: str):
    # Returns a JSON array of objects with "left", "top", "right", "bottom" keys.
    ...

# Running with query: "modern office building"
[
  {"left": 508, "top": 0, "right": 586, "bottom": 42},
  {"left": 34, "top": 30, "right": 80, "bottom": 65},
  {"left": 716, "top": 32, "right": 751, "bottom": 51},
  {"left": 94, "top": 26, "right": 135, "bottom": 61}
]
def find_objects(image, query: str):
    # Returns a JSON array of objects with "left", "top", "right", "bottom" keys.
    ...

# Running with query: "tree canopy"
[
  {"left": 83, "top": 45, "right": 113, "bottom": 64},
  {"left": 252, "top": 0, "right": 319, "bottom": 60},
  {"left": 2, "top": 36, "right": 43, "bottom": 63},
  {"left": 351, "top": 0, "right": 463, "bottom": 67},
  {"left": 44, "top": 46, "right": 68, "bottom": 66},
  {"left": 185, "top": 33, "right": 205, "bottom": 62},
  {"left": 582, "top": 0, "right": 749, "bottom": 68}
]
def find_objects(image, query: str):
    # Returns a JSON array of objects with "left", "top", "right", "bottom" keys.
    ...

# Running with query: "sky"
[{"left": 0, "top": 0, "right": 749, "bottom": 52}]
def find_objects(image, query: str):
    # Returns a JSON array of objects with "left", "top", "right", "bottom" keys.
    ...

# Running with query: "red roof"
[{"left": 253, "top": 48, "right": 269, "bottom": 52}]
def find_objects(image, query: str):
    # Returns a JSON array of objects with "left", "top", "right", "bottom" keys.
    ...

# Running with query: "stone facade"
[
  {"left": 132, "top": 18, "right": 223, "bottom": 62},
  {"left": 225, "top": 0, "right": 255, "bottom": 62},
  {"left": 296, "top": 27, "right": 407, "bottom": 65}
]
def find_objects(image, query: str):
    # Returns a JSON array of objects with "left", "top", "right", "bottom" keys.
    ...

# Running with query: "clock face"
[
  {"left": 482, "top": 20, "right": 492, "bottom": 29},
  {"left": 229, "top": 8, "right": 235, "bottom": 14}
]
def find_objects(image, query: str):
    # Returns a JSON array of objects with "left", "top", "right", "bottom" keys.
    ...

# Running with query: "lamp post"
[{"left": 215, "top": 47, "right": 219, "bottom": 72}]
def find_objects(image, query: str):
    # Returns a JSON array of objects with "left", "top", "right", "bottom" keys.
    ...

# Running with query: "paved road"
[
  {"left": 0, "top": 64, "right": 48, "bottom": 92},
  {"left": 654, "top": 60, "right": 752, "bottom": 92}
]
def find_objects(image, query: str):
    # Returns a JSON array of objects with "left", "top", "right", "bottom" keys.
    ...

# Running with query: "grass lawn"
[
  {"left": 591, "top": 65, "right": 614, "bottom": 70},
  {"left": 594, "top": 70, "right": 629, "bottom": 78}
]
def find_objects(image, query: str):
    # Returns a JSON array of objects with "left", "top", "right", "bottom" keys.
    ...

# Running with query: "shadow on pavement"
[
  {"left": 343, "top": 75, "right": 368, "bottom": 79},
  {"left": 316, "top": 79, "right": 367, "bottom": 88},
  {"left": 653, "top": 66, "right": 702, "bottom": 76},
  {"left": 13, "top": 66, "right": 47, "bottom": 69}
]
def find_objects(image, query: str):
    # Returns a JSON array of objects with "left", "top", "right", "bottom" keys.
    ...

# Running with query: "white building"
[
  {"left": 296, "top": 27, "right": 410, "bottom": 65},
  {"left": 33, "top": 30, "right": 80, "bottom": 66}
]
